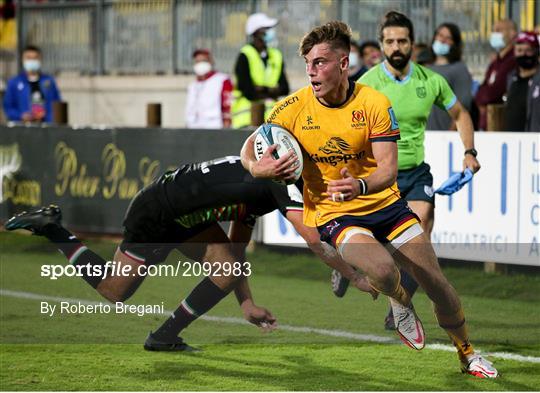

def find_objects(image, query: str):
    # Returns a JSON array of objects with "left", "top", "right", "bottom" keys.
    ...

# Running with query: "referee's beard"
[{"left": 387, "top": 50, "right": 411, "bottom": 71}]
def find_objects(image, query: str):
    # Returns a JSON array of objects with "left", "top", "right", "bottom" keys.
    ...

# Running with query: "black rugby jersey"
[{"left": 154, "top": 156, "right": 303, "bottom": 227}]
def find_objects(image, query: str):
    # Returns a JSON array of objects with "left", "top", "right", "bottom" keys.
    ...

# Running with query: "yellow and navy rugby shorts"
[{"left": 317, "top": 199, "right": 421, "bottom": 249}]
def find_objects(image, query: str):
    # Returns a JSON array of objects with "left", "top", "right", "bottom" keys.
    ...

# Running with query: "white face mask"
[
  {"left": 432, "top": 40, "right": 451, "bottom": 56},
  {"left": 23, "top": 59, "right": 41, "bottom": 73},
  {"left": 489, "top": 32, "right": 506, "bottom": 51},
  {"left": 349, "top": 52, "right": 359, "bottom": 68},
  {"left": 193, "top": 61, "right": 212, "bottom": 76}
]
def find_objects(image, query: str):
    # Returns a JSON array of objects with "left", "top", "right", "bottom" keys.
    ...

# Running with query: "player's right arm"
[{"left": 240, "top": 130, "right": 296, "bottom": 180}]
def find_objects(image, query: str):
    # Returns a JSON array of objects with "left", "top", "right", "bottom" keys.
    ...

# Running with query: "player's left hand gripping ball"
[{"left": 254, "top": 123, "right": 303, "bottom": 185}]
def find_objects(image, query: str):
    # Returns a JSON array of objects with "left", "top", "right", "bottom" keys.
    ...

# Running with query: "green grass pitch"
[{"left": 1, "top": 232, "right": 539, "bottom": 391}]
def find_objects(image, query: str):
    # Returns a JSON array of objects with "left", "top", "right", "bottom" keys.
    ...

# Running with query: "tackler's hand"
[{"left": 242, "top": 303, "right": 278, "bottom": 333}]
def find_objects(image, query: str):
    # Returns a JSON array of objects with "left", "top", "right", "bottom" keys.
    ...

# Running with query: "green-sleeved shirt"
[{"left": 359, "top": 62, "right": 457, "bottom": 170}]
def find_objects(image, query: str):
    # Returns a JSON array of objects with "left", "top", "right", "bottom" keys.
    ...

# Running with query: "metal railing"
[{"left": 14, "top": 0, "right": 539, "bottom": 77}]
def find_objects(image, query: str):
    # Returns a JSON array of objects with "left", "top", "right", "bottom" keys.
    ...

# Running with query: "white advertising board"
[{"left": 261, "top": 132, "right": 540, "bottom": 266}]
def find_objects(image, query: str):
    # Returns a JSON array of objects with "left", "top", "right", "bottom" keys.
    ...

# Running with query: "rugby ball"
[{"left": 253, "top": 123, "right": 303, "bottom": 185}]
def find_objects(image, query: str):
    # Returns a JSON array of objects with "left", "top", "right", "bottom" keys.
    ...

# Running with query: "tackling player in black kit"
[{"left": 6, "top": 156, "right": 373, "bottom": 351}]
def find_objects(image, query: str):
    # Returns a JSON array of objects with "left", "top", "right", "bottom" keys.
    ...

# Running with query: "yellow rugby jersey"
[{"left": 266, "top": 82, "right": 401, "bottom": 227}]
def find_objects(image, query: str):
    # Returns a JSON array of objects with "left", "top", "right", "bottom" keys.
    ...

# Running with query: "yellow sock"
[
  {"left": 370, "top": 270, "right": 411, "bottom": 305},
  {"left": 388, "top": 282, "right": 411, "bottom": 306},
  {"left": 435, "top": 307, "right": 474, "bottom": 363}
]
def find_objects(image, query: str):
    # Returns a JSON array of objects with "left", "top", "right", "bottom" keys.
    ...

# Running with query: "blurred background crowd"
[{"left": 0, "top": 0, "right": 538, "bottom": 131}]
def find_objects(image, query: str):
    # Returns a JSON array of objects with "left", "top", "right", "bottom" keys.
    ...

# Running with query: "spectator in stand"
[
  {"left": 185, "top": 49, "right": 233, "bottom": 129},
  {"left": 412, "top": 43, "right": 433, "bottom": 65},
  {"left": 0, "top": 0, "right": 15, "bottom": 20},
  {"left": 525, "top": 26, "right": 540, "bottom": 131},
  {"left": 358, "top": 40, "right": 382, "bottom": 73},
  {"left": 475, "top": 19, "right": 517, "bottom": 130},
  {"left": 526, "top": 67, "right": 540, "bottom": 131},
  {"left": 427, "top": 23, "right": 473, "bottom": 131},
  {"left": 348, "top": 41, "right": 365, "bottom": 82},
  {"left": 504, "top": 32, "right": 539, "bottom": 131},
  {"left": 231, "top": 13, "right": 289, "bottom": 128},
  {"left": 3, "top": 45, "right": 61, "bottom": 123}
]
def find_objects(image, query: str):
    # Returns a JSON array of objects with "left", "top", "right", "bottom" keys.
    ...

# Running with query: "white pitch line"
[{"left": 1, "top": 288, "right": 539, "bottom": 364}]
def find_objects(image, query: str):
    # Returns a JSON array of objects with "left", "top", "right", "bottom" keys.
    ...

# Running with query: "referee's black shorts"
[{"left": 397, "top": 162, "right": 435, "bottom": 205}]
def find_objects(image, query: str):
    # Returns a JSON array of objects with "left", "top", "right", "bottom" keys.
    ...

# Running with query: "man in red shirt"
[{"left": 475, "top": 19, "right": 517, "bottom": 130}]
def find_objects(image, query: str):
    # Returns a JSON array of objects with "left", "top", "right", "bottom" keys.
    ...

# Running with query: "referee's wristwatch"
[{"left": 464, "top": 148, "right": 477, "bottom": 158}]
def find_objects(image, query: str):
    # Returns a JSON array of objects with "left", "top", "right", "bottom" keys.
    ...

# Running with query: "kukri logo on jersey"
[{"left": 302, "top": 115, "right": 320, "bottom": 130}]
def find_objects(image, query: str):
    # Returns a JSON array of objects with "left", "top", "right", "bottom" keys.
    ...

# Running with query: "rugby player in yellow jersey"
[
  {"left": 240, "top": 21, "right": 498, "bottom": 378},
  {"left": 331, "top": 12, "right": 481, "bottom": 334}
]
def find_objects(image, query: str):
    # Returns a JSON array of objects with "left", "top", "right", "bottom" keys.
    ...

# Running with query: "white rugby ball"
[{"left": 253, "top": 123, "right": 303, "bottom": 185}]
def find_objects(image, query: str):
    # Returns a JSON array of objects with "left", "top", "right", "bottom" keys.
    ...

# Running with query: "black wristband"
[
  {"left": 358, "top": 178, "right": 368, "bottom": 195},
  {"left": 464, "top": 148, "right": 477, "bottom": 157}
]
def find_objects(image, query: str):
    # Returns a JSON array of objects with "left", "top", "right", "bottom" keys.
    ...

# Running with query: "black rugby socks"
[
  {"left": 42, "top": 225, "right": 107, "bottom": 288},
  {"left": 399, "top": 268, "right": 419, "bottom": 296},
  {"left": 153, "top": 277, "right": 229, "bottom": 341}
]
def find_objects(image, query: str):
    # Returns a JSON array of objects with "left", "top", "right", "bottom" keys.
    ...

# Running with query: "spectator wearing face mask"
[
  {"left": 184, "top": 49, "right": 233, "bottom": 129},
  {"left": 427, "top": 23, "right": 473, "bottom": 131},
  {"left": 503, "top": 31, "right": 540, "bottom": 131},
  {"left": 231, "top": 13, "right": 289, "bottom": 128},
  {"left": 475, "top": 19, "right": 518, "bottom": 130},
  {"left": 3, "top": 45, "right": 61, "bottom": 123},
  {"left": 358, "top": 40, "right": 382, "bottom": 73},
  {"left": 348, "top": 41, "right": 365, "bottom": 82},
  {"left": 349, "top": 40, "right": 383, "bottom": 84}
]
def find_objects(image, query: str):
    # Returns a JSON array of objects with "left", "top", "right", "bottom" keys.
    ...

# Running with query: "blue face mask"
[
  {"left": 432, "top": 40, "right": 450, "bottom": 56},
  {"left": 489, "top": 32, "right": 506, "bottom": 50},
  {"left": 263, "top": 28, "right": 277, "bottom": 45}
]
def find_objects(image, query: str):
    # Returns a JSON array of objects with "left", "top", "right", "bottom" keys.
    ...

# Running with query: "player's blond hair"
[{"left": 299, "top": 21, "right": 352, "bottom": 56}]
